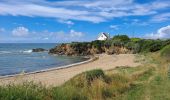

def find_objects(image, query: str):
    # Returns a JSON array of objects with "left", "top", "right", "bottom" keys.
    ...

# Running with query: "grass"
[
  {"left": 0, "top": 82, "right": 50, "bottom": 100},
  {"left": 160, "top": 44, "right": 170, "bottom": 61},
  {"left": 85, "top": 69, "right": 105, "bottom": 84},
  {"left": 0, "top": 51, "right": 170, "bottom": 100},
  {"left": 168, "top": 65, "right": 170, "bottom": 79}
]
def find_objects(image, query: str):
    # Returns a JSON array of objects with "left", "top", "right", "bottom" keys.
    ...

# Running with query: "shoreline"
[
  {"left": 0, "top": 56, "right": 96, "bottom": 79},
  {"left": 0, "top": 54, "right": 140, "bottom": 87}
]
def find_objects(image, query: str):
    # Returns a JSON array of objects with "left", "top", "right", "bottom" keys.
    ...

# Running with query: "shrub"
[
  {"left": 149, "top": 43, "right": 163, "bottom": 52},
  {"left": 104, "top": 40, "right": 112, "bottom": 49},
  {"left": 111, "top": 40, "right": 124, "bottom": 47},
  {"left": 160, "top": 45, "right": 170, "bottom": 60},
  {"left": 125, "top": 42, "right": 140, "bottom": 53},
  {"left": 112, "top": 35, "right": 130, "bottom": 42},
  {"left": 85, "top": 69, "right": 105, "bottom": 83},
  {"left": 130, "top": 38, "right": 141, "bottom": 42},
  {"left": 137, "top": 39, "right": 161, "bottom": 52},
  {"left": 149, "top": 40, "right": 165, "bottom": 52},
  {"left": 91, "top": 40, "right": 104, "bottom": 49}
]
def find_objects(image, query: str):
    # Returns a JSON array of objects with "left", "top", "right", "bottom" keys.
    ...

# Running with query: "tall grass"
[
  {"left": 0, "top": 82, "right": 50, "bottom": 100},
  {"left": 160, "top": 44, "right": 170, "bottom": 62}
]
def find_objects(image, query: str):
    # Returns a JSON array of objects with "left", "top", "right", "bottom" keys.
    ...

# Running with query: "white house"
[{"left": 97, "top": 32, "right": 110, "bottom": 40}]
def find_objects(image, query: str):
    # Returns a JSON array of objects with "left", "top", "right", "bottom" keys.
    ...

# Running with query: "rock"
[
  {"left": 32, "top": 48, "right": 46, "bottom": 52},
  {"left": 48, "top": 42, "right": 132, "bottom": 56}
]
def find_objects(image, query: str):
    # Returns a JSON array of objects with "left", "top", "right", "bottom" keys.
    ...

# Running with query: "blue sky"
[{"left": 0, "top": 0, "right": 170, "bottom": 43}]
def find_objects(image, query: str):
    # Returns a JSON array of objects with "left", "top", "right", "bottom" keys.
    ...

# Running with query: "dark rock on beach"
[{"left": 32, "top": 48, "right": 47, "bottom": 52}]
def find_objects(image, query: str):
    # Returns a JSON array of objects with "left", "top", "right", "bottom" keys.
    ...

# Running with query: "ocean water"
[{"left": 0, "top": 43, "right": 88, "bottom": 76}]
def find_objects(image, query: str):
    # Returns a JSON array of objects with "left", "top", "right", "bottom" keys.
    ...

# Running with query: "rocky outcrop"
[
  {"left": 49, "top": 36, "right": 170, "bottom": 56},
  {"left": 49, "top": 44, "right": 92, "bottom": 56},
  {"left": 49, "top": 43, "right": 132, "bottom": 56},
  {"left": 32, "top": 48, "right": 47, "bottom": 52}
]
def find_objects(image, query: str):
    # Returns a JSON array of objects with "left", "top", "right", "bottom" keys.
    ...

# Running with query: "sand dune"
[{"left": 0, "top": 54, "right": 140, "bottom": 87}]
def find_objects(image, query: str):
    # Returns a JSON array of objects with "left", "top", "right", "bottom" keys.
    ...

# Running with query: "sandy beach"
[{"left": 0, "top": 54, "right": 140, "bottom": 87}]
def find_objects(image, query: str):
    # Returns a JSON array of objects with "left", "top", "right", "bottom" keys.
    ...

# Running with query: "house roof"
[{"left": 100, "top": 32, "right": 109, "bottom": 38}]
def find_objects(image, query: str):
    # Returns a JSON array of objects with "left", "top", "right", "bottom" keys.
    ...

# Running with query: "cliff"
[
  {"left": 49, "top": 42, "right": 132, "bottom": 56},
  {"left": 49, "top": 35, "right": 170, "bottom": 56}
]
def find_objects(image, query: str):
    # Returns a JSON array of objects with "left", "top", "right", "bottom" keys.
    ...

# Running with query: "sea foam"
[
  {"left": 0, "top": 51, "right": 11, "bottom": 54},
  {"left": 23, "top": 50, "right": 33, "bottom": 53}
]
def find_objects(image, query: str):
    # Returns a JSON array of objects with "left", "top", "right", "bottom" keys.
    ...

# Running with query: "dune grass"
[
  {"left": 0, "top": 82, "right": 50, "bottom": 100},
  {"left": 0, "top": 51, "right": 170, "bottom": 100}
]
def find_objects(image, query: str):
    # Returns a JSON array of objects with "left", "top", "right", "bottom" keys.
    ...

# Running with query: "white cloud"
[
  {"left": 110, "top": 25, "right": 119, "bottom": 30},
  {"left": 0, "top": 27, "right": 88, "bottom": 42},
  {"left": 130, "top": 19, "right": 149, "bottom": 26},
  {"left": 151, "top": 13, "right": 170, "bottom": 22},
  {"left": 70, "top": 29, "right": 83, "bottom": 37},
  {"left": 53, "top": 30, "right": 84, "bottom": 40},
  {"left": 58, "top": 20, "right": 74, "bottom": 25},
  {"left": 145, "top": 25, "right": 170, "bottom": 39},
  {"left": 12, "top": 26, "right": 29, "bottom": 37},
  {"left": 0, "top": 0, "right": 169, "bottom": 23},
  {"left": 34, "top": 29, "right": 85, "bottom": 42}
]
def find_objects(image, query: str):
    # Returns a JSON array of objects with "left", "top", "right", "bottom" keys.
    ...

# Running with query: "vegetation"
[
  {"left": 0, "top": 82, "right": 49, "bottom": 100},
  {"left": 85, "top": 69, "right": 105, "bottom": 84},
  {"left": 1, "top": 50, "right": 170, "bottom": 100},
  {"left": 1, "top": 35, "right": 170, "bottom": 100},
  {"left": 112, "top": 35, "right": 130, "bottom": 42},
  {"left": 160, "top": 44, "right": 170, "bottom": 61},
  {"left": 49, "top": 35, "right": 170, "bottom": 55}
]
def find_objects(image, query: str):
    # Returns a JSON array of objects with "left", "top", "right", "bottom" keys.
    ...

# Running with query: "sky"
[{"left": 0, "top": 0, "right": 170, "bottom": 43}]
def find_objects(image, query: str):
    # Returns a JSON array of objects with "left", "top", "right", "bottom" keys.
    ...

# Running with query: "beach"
[{"left": 0, "top": 54, "right": 140, "bottom": 87}]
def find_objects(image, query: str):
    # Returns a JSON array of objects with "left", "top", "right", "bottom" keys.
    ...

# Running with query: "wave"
[
  {"left": 0, "top": 51, "right": 12, "bottom": 54},
  {"left": 0, "top": 50, "right": 33, "bottom": 54},
  {"left": 22, "top": 50, "right": 33, "bottom": 53},
  {"left": 0, "top": 49, "right": 33, "bottom": 54}
]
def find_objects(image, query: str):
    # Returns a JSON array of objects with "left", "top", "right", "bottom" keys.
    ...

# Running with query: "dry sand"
[{"left": 0, "top": 54, "right": 140, "bottom": 87}]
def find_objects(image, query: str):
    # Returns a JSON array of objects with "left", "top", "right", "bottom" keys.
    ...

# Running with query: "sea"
[{"left": 0, "top": 43, "right": 88, "bottom": 76}]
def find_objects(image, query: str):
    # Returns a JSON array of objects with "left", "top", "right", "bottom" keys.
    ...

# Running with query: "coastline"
[
  {"left": 0, "top": 56, "right": 95, "bottom": 79},
  {"left": 0, "top": 54, "right": 140, "bottom": 87}
]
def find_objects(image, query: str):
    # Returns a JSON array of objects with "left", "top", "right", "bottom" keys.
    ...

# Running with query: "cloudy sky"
[{"left": 0, "top": 0, "right": 170, "bottom": 43}]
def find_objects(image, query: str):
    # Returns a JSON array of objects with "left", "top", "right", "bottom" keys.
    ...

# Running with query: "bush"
[
  {"left": 137, "top": 39, "right": 166, "bottom": 52},
  {"left": 112, "top": 35, "right": 130, "bottom": 42},
  {"left": 130, "top": 38, "right": 141, "bottom": 42},
  {"left": 149, "top": 40, "right": 166, "bottom": 52},
  {"left": 125, "top": 42, "right": 140, "bottom": 53},
  {"left": 85, "top": 69, "right": 105, "bottom": 83},
  {"left": 91, "top": 40, "right": 104, "bottom": 49},
  {"left": 160, "top": 45, "right": 170, "bottom": 60},
  {"left": 104, "top": 40, "right": 112, "bottom": 49}
]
